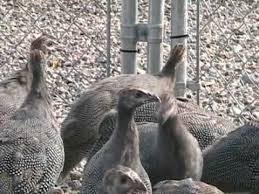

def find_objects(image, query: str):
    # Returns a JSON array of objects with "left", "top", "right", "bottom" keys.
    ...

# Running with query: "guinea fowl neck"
[
  {"left": 114, "top": 106, "right": 140, "bottom": 166},
  {"left": 158, "top": 116, "right": 188, "bottom": 150},
  {"left": 21, "top": 57, "right": 50, "bottom": 110}
]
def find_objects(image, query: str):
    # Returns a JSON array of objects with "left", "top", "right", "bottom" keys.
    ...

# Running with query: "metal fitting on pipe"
[{"left": 148, "top": 24, "right": 163, "bottom": 43}]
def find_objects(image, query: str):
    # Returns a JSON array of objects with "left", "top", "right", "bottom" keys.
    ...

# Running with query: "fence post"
[
  {"left": 147, "top": 0, "right": 165, "bottom": 73},
  {"left": 171, "top": 0, "right": 188, "bottom": 97},
  {"left": 121, "top": 0, "right": 138, "bottom": 74}
]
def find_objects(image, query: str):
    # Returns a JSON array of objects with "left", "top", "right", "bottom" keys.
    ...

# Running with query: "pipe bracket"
[
  {"left": 121, "top": 24, "right": 138, "bottom": 40},
  {"left": 148, "top": 24, "right": 163, "bottom": 43}
]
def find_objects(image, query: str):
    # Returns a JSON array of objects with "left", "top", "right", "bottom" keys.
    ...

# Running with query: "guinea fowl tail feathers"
[{"left": 160, "top": 44, "right": 186, "bottom": 77}]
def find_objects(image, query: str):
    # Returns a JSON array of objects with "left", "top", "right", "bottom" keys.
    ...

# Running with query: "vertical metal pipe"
[
  {"left": 106, "top": 0, "right": 111, "bottom": 77},
  {"left": 121, "top": 0, "right": 138, "bottom": 74},
  {"left": 147, "top": 0, "right": 165, "bottom": 73},
  {"left": 171, "top": 0, "right": 188, "bottom": 97},
  {"left": 196, "top": 0, "right": 201, "bottom": 105}
]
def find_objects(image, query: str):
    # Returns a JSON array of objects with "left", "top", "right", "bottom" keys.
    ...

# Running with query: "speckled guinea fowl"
[
  {"left": 202, "top": 121, "right": 259, "bottom": 193},
  {"left": 80, "top": 89, "right": 160, "bottom": 194},
  {"left": 153, "top": 178, "right": 224, "bottom": 194},
  {"left": 92, "top": 95, "right": 203, "bottom": 185},
  {"left": 0, "top": 41, "right": 64, "bottom": 193},
  {"left": 0, "top": 36, "right": 49, "bottom": 125},
  {"left": 103, "top": 165, "right": 148, "bottom": 194},
  {"left": 60, "top": 44, "right": 186, "bottom": 180}
]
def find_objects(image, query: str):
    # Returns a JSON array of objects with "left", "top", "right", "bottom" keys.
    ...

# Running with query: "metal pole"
[
  {"left": 196, "top": 0, "right": 201, "bottom": 105},
  {"left": 147, "top": 0, "right": 165, "bottom": 73},
  {"left": 106, "top": 0, "right": 111, "bottom": 77},
  {"left": 121, "top": 0, "right": 138, "bottom": 74},
  {"left": 171, "top": 0, "right": 188, "bottom": 97}
]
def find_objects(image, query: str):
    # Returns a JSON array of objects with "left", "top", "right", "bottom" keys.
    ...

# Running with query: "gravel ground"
[{"left": 0, "top": 0, "right": 258, "bottom": 193}]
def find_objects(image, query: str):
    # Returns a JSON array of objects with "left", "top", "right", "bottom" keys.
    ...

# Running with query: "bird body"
[
  {"left": 81, "top": 89, "right": 159, "bottom": 194},
  {"left": 0, "top": 37, "right": 64, "bottom": 194}
]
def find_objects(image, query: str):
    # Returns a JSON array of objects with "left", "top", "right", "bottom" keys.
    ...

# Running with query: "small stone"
[
  {"left": 232, "top": 107, "right": 242, "bottom": 115},
  {"left": 252, "top": 112, "right": 259, "bottom": 120}
]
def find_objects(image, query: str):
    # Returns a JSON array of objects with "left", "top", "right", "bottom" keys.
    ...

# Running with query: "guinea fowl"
[
  {"left": 0, "top": 35, "right": 49, "bottom": 125},
  {"left": 80, "top": 88, "right": 160, "bottom": 194},
  {"left": 149, "top": 94, "right": 203, "bottom": 184},
  {"left": 92, "top": 95, "right": 203, "bottom": 185},
  {"left": 0, "top": 41, "right": 64, "bottom": 193},
  {"left": 103, "top": 165, "right": 148, "bottom": 194},
  {"left": 60, "top": 44, "right": 186, "bottom": 180},
  {"left": 153, "top": 178, "right": 224, "bottom": 194},
  {"left": 202, "top": 121, "right": 259, "bottom": 193}
]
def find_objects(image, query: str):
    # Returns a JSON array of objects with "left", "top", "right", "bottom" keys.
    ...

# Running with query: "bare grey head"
[
  {"left": 103, "top": 165, "right": 148, "bottom": 194},
  {"left": 30, "top": 34, "right": 56, "bottom": 55},
  {"left": 27, "top": 34, "right": 56, "bottom": 72},
  {"left": 117, "top": 88, "right": 160, "bottom": 111}
]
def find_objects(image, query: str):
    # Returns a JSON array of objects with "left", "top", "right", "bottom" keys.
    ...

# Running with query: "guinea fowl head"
[
  {"left": 156, "top": 93, "right": 178, "bottom": 125},
  {"left": 103, "top": 165, "right": 148, "bottom": 194},
  {"left": 27, "top": 34, "right": 55, "bottom": 72},
  {"left": 118, "top": 88, "right": 160, "bottom": 111}
]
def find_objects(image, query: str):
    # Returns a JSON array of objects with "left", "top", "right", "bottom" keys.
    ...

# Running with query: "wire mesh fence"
[
  {"left": 194, "top": 0, "right": 259, "bottom": 124},
  {"left": 0, "top": 0, "right": 258, "bottom": 125}
]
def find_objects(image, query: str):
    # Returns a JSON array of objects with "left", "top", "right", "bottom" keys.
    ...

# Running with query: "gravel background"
[{"left": 0, "top": 0, "right": 258, "bottom": 193}]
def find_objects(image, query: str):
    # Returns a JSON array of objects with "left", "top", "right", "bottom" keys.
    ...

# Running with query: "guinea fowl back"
[
  {"left": 0, "top": 37, "right": 64, "bottom": 194},
  {"left": 202, "top": 121, "right": 259, "bottom": 193},
  {"left": 60, "top": 44, "right": 186, "bottom": 180},
  {"left": 0, "top": 36, "right": 49, "bottom": 125}
]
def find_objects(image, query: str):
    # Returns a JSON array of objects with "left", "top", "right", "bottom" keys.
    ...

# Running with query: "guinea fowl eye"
[
  {"left": 120, "top": 176, "right": 128, "bottom": 184},
  {"left": 135, "top": 91, "right": 143, "bottom": 98}
]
